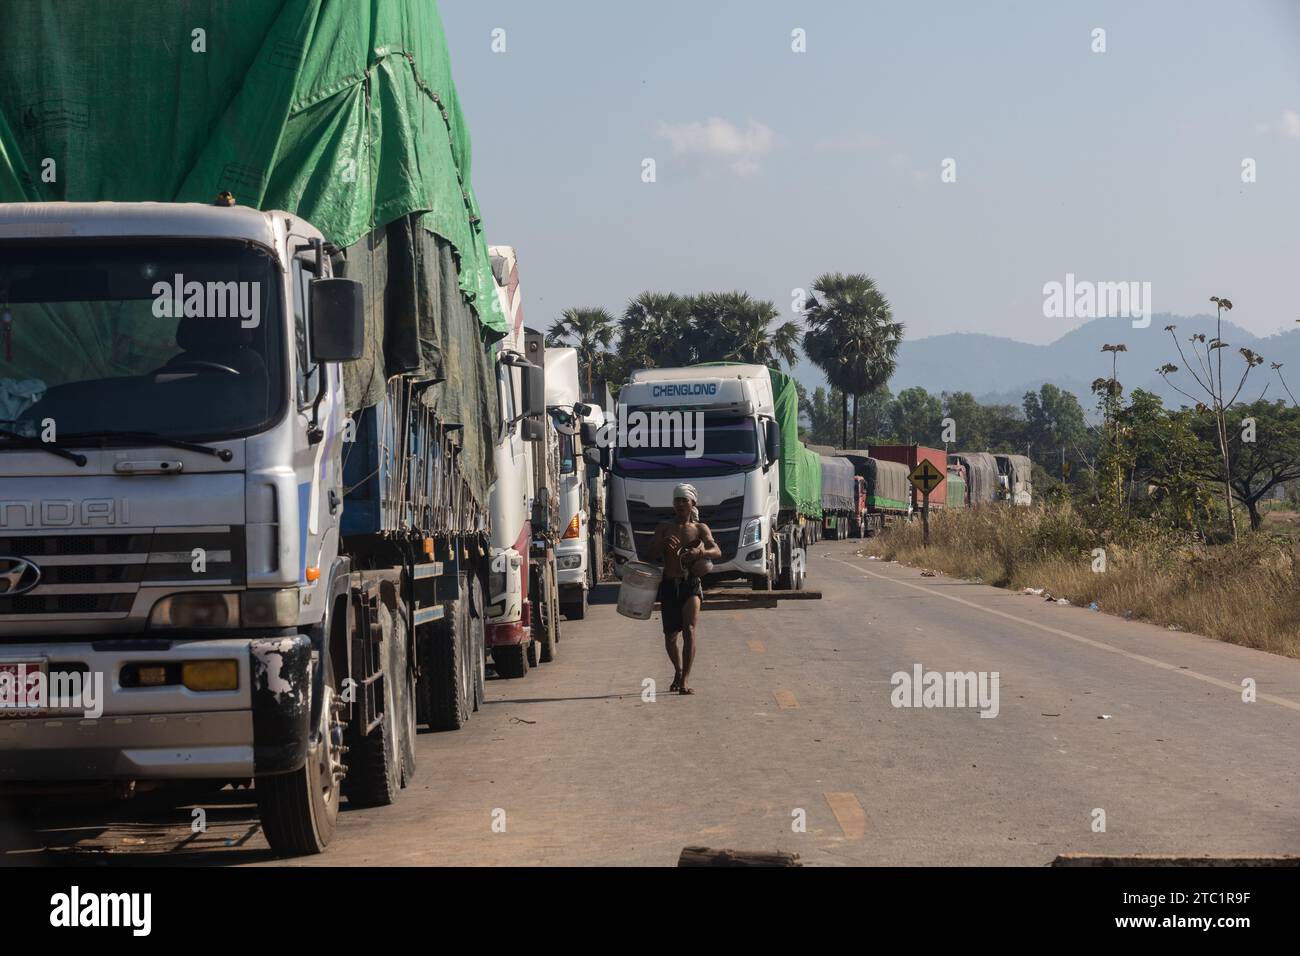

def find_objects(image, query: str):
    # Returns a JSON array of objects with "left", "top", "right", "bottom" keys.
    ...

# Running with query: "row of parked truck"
[
  {"left": 0, "top": 3, "right": 610, "bottom": 855},
  {"left": 809, "top": 446, "right": 1035, "bottom": 539},
  {"left": 0, "top": 0, "right": 1037, "bottom": 857}
]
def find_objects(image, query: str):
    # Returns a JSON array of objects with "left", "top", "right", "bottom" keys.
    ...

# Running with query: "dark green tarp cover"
[
  {"left": 0, "top": 0, "right": 502, "bottom": 336},
  {"left": 767, "top": 368, "right": 821, "bottom": 518},
  {"left": 340, "top": 218, "right": 496, "bottom": 508},
  {"left": 0, "top": 0, "right": 502, "bottom": 503}
]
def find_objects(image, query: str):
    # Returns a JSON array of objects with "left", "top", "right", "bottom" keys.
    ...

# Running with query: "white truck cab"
[
  {"left": 543, "top": 347, "right": 592, "bottom": 620},
  {"left": 607, "top": 364, "right": 783, "bottom": 589}
]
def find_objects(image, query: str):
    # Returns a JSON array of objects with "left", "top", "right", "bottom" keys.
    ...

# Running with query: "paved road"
[{"left": 5, "top": 541, "right": 1300, "bottom": 866}]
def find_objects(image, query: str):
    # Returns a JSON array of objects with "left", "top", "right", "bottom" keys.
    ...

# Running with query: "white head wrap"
[{"left": 673, "top": 483, "right": 700, "bottom": 522}]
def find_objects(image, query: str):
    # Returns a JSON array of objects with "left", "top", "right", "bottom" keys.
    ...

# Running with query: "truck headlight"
[
  {"left": 149, "top": 592, "right": 238, "bottom": 629},
  {"left": 557, "top": 554, "right": 583, "bottom": 571},
  {"left": 614, "top": 523, "right": 634, "bottom": 550},
  {"left": 240, "top": 588, "right": 299, "bottom": 628},
  {"left": 739, "top": 517, "right": 763, "bottom": 548}
]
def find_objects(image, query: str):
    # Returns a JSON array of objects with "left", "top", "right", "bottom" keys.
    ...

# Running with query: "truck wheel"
[
  {"left": 774, "top": 536, "right": 794, "bottom": 590},
  {"left": 538, "top": 580, "right": 558, "bottom": 664},
  {"left": 469, "top": 574, "right": 486, "bottom": 712},
  {"left": 564, "top": 590, "right": 588, "bottom": 620},
  {"left": 548, "top": 564, "right": 563, "bottom": 645},
  {"left": 344, "top": 600, "right": 402, "bottom": 806},
  {"left": 393, "top": 595, "right": 417, "bottom": 785},
  {"left": 493, "top": 642, "right": 529, "bottom": 679},
  {"left": 533, "top": 564, "right": 559, "bottom": 660},
  {"left": 428, "top": 584, "right": 472, "bottom": 731},
  {"left": 256, "top": 653, "right": 343, "bottom": 856}
]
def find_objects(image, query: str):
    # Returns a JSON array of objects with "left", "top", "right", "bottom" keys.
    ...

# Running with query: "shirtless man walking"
[{"left": 648, "top": 483, "right": 721, "bottom": 695}]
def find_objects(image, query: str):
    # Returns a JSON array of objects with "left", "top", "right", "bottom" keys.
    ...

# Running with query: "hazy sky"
[{"left": 440, "top": 0, "right": 1300, "bottom": 373}]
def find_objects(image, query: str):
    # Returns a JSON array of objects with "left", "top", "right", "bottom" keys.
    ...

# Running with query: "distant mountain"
[{"left": 890, "top": 314, "right": 1300, "bottom": 413}]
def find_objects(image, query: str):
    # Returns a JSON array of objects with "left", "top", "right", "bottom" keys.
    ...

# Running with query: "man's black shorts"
[{"left": 658, "top": 574, "right": 703, "bottom": 635}]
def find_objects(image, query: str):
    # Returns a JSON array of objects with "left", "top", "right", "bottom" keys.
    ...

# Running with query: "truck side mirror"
[
  {"left": 764, "top": 419, "right": 780, "bottom": 465},
  {"left": 574, "top": 402, "right": 594, "bottom": 418},
  {"left": 309, "top": 278, "right": 365, "bottom": 362},
  {"left": 520, "top": 363, "right": 545, "bottom": 417},
  {"left": 583, "top": 445, "right": 609, "bottom": 470},
  {"left": 521, "top": 417, "right": 544, "bottom": 442},
  {"left": 579, "top": 420, "right": 600, "bottom": 445}
]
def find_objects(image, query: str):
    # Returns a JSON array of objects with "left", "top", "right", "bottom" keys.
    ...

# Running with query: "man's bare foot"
[
  {"left": 669, "top": 674, "right": 682, "bottom": 693},
  {"left": 679, "top": 684, "right": 695, "bottom": 695}
]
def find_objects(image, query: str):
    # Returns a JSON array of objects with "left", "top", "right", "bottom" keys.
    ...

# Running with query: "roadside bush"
[{"left": 869, "top": 504, "right": 1300, "bottom": 658}]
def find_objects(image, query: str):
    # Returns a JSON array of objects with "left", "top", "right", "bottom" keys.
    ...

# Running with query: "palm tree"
[
  {"left": 802, "top": 273, "right": 903, "bottom": 446},
  {"left": 690, "top": 291, "right": 799, "bottom": 368},
  {"left": 547, "top": 307, "right": 615, "bottom": 396},
  {"left": 620, "top": 292, "right": 694, "bottom": 371}
]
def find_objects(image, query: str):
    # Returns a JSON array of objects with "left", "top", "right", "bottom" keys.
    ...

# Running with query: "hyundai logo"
[{"left": 0, "top": 556, "right": 41, "bottom": 596}]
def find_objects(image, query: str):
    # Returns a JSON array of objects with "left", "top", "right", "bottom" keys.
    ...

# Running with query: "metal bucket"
[{"left": 617, "top": 561, "right": 663, "bottom": 620}]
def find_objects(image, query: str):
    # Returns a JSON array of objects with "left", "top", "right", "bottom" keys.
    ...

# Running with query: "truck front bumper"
[
  {"left": 0, "top": 634, "right": 312, "bottom": 782},
  {"left": 486, "top": 619, "right": 528, "bottom": 647}
]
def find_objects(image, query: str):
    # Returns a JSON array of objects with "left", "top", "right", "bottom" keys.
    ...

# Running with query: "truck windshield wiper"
[
  {"left": 0, "top": 428, "right": 88, "bottom": 466},
  {"left": 59, "top": 430, "right": 234, "bottom": 462}
]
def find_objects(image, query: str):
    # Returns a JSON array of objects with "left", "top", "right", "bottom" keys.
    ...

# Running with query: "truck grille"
[
  {"left": 0, "top": 526, "right": 245, "bottom": 620},
  {"left": 626, "top": 496, "right": 744, "bottom": 563}
]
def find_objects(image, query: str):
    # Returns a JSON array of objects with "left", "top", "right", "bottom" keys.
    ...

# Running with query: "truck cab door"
[{"left": 290, "top": 243, "right": 344, "bottom": 586}]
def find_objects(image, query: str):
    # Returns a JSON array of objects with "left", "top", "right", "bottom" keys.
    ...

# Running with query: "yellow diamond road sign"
[{"left": 909, "top": 459, "right": 944, "bottom": 495}]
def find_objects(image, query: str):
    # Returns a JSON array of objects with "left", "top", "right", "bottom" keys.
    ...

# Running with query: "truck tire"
[
  {"left": 343, "top": 600, "right": 402, "bottom": 807},
  {"left": 469, "top": 574, "right": 486, "bottom": 712},
  {"left": 774, "top": 533, "right": 794, "bottom": 590},
  {"left": 493, "top": 642, "right": 529, "bottom": 679},
  {"left": 428, "top": 582, "right": 472, "bottom": 731},
  {"left": 393, "top": 594, "right": 417, "bottom": 785},
  {"left": 549, "top": 563, "right": 563, "bottom": 644},
  {"left": 256, "top": 654, "right": 343, "bottom": 856},
  {"left": 563, "top": 589, "right": 588, "bottom": 620},
  {"left": 538, "top": 565, "right": 558, "bottom": 663}
]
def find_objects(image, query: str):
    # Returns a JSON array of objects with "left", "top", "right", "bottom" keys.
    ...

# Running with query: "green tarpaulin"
[
  {"left": 767, "top": 368, "right": 822, "bottom": 518},
  {"left": 0, "top": 0, "right": 503, "bottom": 505},
  {"left": 0, "top": 0, "right": 503, "bottom": 339}
]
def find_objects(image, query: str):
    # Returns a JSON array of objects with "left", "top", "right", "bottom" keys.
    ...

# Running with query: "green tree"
[
  {"left": 619, "top": 292, "right": 694, "bottom": 372},
  {"left": 851, "top": 387, "right": 893, "bottom": 445},
  {"left": 984, "top": 404, "right": 1026, "bottom": 453},
  {"left": 806, "top": 386, "right": 839, "bottom": 445},
  {"left": 942, "top": 391, "right": 988, "bottom": 450},
  {"left": 691, "top": 291, "right": 799, "bottom": 368},
  {"left": 1118, "top": 389, "right": 1214, "bottom": 533},
  {"left": 546, "top": 307, "right": 616, "bottom": 396},
  {"left": 1022, "top": 383, "right": 1087, "bottom": 458},
  {"left": 889, "top": 387, "right": 943, "bottom": 445},
  {"left": 802, "top": 273, "right": 903, "bottom": 447},
  {"left": 1157, "top": 300, "right": 1265, "bottom": 541},
  {"left": 1198, "top": 399, "right": 1300, "bottom": 531}
]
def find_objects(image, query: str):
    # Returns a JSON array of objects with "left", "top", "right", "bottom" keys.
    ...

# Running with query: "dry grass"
[{"left": 866, "top": 504, "right": 1300, "bottom": 658}]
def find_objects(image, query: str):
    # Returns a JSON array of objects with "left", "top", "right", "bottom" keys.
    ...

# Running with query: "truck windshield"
[
  {"left": 0, "top": 240, "right": 284, "bottom": 442},
  {"left": 613, "top": 412, "right": 758, "bottom": 478}
]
